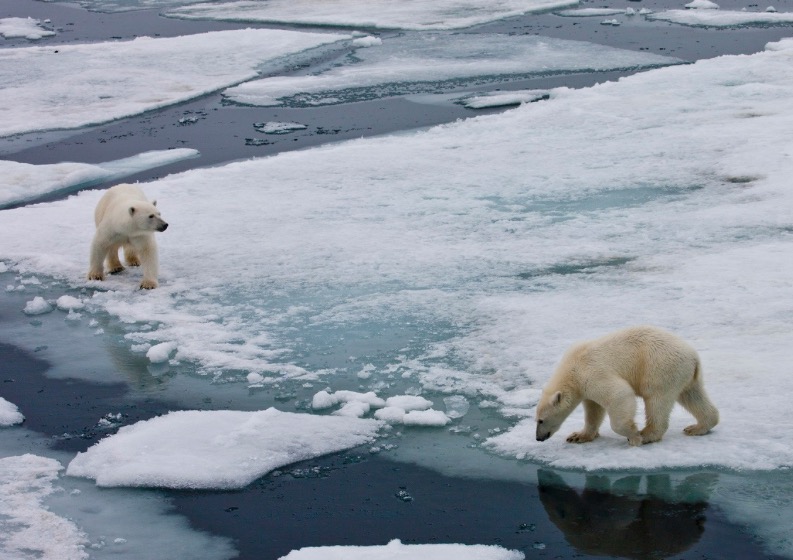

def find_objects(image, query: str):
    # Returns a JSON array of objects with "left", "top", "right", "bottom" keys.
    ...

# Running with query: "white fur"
[
  {"left": 535, "top": 326, "right": 719, "bottom": 447},
  {"left": 87, "top": 184, "right": 168, "bottom": 289}
]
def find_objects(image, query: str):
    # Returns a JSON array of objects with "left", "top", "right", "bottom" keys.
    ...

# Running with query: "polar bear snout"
[
  {"left": 157, "top": 222, "right": 168, "bottom": 232},
  {"left": 536, "top": 429, "right": 551, "bottom": 442}
]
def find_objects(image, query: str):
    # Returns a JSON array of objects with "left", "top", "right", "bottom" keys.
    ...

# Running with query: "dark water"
[{"left": 2, "top": 1, "right": 793, "bottom": 558}]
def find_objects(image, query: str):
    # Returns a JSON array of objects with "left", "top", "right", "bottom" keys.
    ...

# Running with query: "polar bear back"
[
  {"left": 94, "top": 183, "right": 151, "bottom": 227},
  {"left": 567, "top": 325, "right": 699, "bottom": 397}
]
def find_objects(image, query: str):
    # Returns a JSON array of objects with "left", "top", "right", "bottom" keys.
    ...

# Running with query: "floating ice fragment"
[
  {"left": 23, "top": 296, "right": 53, "bottom": 315},
  {"left": 601, "top": 18, "right": 621, "bottom": 25},
  {"left": 767, "top": 5, "right": 777, "bottom": 11},
  {"left": 647, "top": 7, "right": 793, "bottom": 25},
  {"left": 462, "top": 89, "right": 550, "bottom": 109},
  {"left": 0, "top": 262, "right": 7, "bottom": 273},
  {"left": 247, "top": 372, "right": 265, "bottom": 384},
  {"left": 0, "top": 396, "right": 25, "bottom": 426},
  {"left": 66, "top": 408, "right": 383, "bottom": 489},
  {"left": 146, "top": 341, "right": 177, "bottom": 363},
  {"left": 555, "top": 8, "right": 624, "bottom": 16},
  {"left": 312, "top": 389, "right": 386, "bottom": 410},
  {"left": 685, "top": 0, "right": 720, "bottom": 8},
  {"left": 351, "top": 35, "right": 382, "bottom": 47},
  {"left": 443, "top": 395, "right": 470, "bottom": 419},
  {"left": 0, "top": 17, "right": 56, "bottom": 40},
  {"left": 403, "top": 409, "right": 452, "bottom": 427},
  {"left": 253, "top": 121, "right": 308, "bottom": 134},
  {"left": 333, "top": 401, "right": 371, "bottom": 417},
  {"left": 56, "top": 295, "right": 84, "bottom": 311},
  {"left": 374, "top": 406, "right": 407, "bottom": 423},
  {"left": 279, "top": 538, "right": 525, "bottom": 559},
  {"left": 384, "top": 395, "right": 433, "bottom": 411}
]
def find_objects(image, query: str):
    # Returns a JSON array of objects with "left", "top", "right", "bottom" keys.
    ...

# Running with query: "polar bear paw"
[
  {"left": 139, "top": 279, "right": 158, "bottom": 290},
  {"left": 108, "top": 265, "right": 125, "bottom": 274},
  {"left": 566, "top": 431, "right": 598, "bottom": 443},
  {"left": 683, "top": 424, "right": 709, "bottom": 436},
  {"left": 87, "top": 271, "right": 105, "bottom": 281}
]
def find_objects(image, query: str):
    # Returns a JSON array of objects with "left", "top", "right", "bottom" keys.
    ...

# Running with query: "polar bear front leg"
[
  {"left": 132, "top": 236, "right": 159, "bottom": 290},
  {"left": 87, "top": 235, "right": 110, "bottom": 281},
  {"left": 567, "top": 399, "right": 605, "bottom": 443},
  {"left": 607, "top": 385, "right": 642, "bottom": 446},
  {"left": 106, "top": 242, "right": 125, "bottom": 274}
]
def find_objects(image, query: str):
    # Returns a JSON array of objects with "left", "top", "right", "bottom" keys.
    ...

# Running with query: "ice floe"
[
  {"left": 280, "top": 539, "right": 524, "bottom": 560},
  {"left": 0, "top": 149, "right": 198, "bottom": 209},
  {"left": 223, "top": 33, "right": 681, "bottom": 107},
  {"left": 66, "top": 408, "right": 382, "bottom": 488},
  {"left": 0, "top": 397, "right": 24, "bottom": 426},
  {"left": 648, "top": 7, "right": 793, "bottom": 26},
  {"left": 0, "top": 454, "right": 88, "bottom": 560},
  {"left": 3, "top": 39, "right": 793, "bottom": 474},
  {"left": 0, "top": 17, "right": 55, "bottom": 40},
  {"left": 460, "top": 90, "right": 550, "bottom": 109},
  {"left": 0, "top": 29, "right": 350, "bottom": 137},
  {"left": 165, "top": 0, "right": 578, "bottom": 31}
]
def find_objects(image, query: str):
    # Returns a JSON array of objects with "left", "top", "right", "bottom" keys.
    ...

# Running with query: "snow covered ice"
[
  {"left": 0, "top": 17, "right": 55, "bottom": 40},
  {"left": 223, "top": 33, "right": 680, "bottom": 107},
  {"left": 279, "top": 539, "right": 524, "bottom": 560},
  {"left": 0, "top": 29, "right": 350, "bottom": 137},
  {"left": 0, "top": 397, "right": 24, "bottom": 426},
  {"left": 649, "top": 7, "right": 793, "bottom": 27},
  {"left": 3, "top": 36, "right": 793, "bottom": 475},
  {"left": 66, "top": 408, "right": 382, "bottom": 489},
  {"left": 165, "top": 0, "right": 578, "bottom": 31}
]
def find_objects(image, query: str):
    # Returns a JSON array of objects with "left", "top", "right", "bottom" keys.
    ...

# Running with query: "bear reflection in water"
[{"left": 538, "top": 469, "right": 718, "bottom": 559}]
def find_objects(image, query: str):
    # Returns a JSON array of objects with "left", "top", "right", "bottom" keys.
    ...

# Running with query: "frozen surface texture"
[
  {"left": 279, "top": 539, "right": 524, "bottom": 560},
  {"left": 0, "top": 397, "right": 24, "bottom": 426},
  {"left": 0, "top": 17, "right": 55, "bottom": 40},
  {"left": 165, "top": 0, "right": 577, "bottom": 30},
  {"left": 3, "top": 40, "right": 793, "bottom": 473},
  {"left": 66, "top": 408, "right": 382, "bottom": 489},
  {"left": 649, "top": 8, "right": 793, "bottom": 27},
  {"left": 0, "top": 29, "right": 349, "bottom": 137},
  {"left": 223, "top": 33, "right": 680, "bottom": 107}
]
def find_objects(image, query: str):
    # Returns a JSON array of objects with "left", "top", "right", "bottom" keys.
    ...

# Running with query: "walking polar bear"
[
  {"left": 87, "top": 184, "right": 168, "bottom": 290},
  {"left": 535, "top": 326, "right": 719, "bottom": 446}
]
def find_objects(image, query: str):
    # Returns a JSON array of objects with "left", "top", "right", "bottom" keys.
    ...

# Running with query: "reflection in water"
[{"left": 538, "top": 470, "right": 718, "bottom": 559}]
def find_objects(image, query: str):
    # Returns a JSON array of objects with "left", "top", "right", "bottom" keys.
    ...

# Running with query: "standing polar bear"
[
  {"left": 535, "top": 326, "right": 719, "bottom": 447},
  {"left": 87, "top": 184, "right": 168, "bottom": 290}
]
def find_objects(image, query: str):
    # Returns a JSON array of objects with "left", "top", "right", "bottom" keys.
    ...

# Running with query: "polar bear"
[
  {"left": 87, "top": 184, "right": 168, "bottom": 290},
  {"left": 535, "top": 326, "right": 719, "bottom": 446}
]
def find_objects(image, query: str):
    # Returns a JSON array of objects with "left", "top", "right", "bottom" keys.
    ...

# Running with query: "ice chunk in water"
[
  {"left": 23, "top": 296, "right": 53, "bottom": 315},
  {"left": 0, "top": 17, "right": 55, "bottom": 40},
  {"left": 0, "top": 397, "right": 24, "bottom": 426},
  {"left": 279, "top": 538, "right": 524, "bottom": 559}
]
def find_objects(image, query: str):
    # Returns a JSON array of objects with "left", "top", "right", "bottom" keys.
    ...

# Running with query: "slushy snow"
[
  {"left": 166, "top": 0, "right": 578, "bottom": 31},
  {"left": 224, "top": 33, "right": 680, "bottom": 107},
  {"left": 0, "top": 454, "right": 88, "bottom": 560},
  {"left": 0, "top": 29, "right": 350, "bottom": 137},
  {"left": 279, "top": 539, "right": 524, "bottom": 560},
  {"left": 66, "top": 408, "right": 382, "bottom": 488},
  {"left": 0, "top": 397, "right": 24, "bottom": 426},
  {"left": 0, "top": 149, "right": 198, "bottom": 208}
]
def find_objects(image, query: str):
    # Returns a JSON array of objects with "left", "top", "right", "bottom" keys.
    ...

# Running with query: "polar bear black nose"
[{"left": 158, "top": 223, "right": 168, "bottom": 232}]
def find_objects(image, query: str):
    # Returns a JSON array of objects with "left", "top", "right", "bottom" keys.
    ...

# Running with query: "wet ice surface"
[
  {"left": 223, "top": 32, "right": 680, "bottom": 107},
  {"left": 0, "top": 148, "right": 198, "bottom": 208},
  {"left": 4, "top": 0, "right": 793, "bottom": 558}
]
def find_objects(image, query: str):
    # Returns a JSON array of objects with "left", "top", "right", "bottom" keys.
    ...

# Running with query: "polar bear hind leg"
[{"left": 678, "top": 376, "right": 719, "bottom": 435}]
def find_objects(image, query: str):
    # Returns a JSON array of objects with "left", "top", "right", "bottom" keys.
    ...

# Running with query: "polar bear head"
[
  {"left": 535, "top": 389, "right": 578, "bottom": 442},
  {"left": 129, "top": 201, "right": 168, "bottom": 233}
]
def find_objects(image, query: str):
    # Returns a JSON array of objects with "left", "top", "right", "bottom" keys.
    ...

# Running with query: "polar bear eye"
[
  {"left": 149, "top": 214, "right": 155, "bottom": 218},
  {"left": 537, "top": 419, "right": 544, "bottom": 424}
]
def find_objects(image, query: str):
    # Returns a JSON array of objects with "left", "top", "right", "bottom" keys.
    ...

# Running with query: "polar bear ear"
[
  {"left": 152, "top": 200, "right": 157, "bottom": 207},
  {"left": 552, "top": 391, "right": 563, "bottom": 406},
  {"left": 129, "top": 206, "right": 136, "bottom": 216}
]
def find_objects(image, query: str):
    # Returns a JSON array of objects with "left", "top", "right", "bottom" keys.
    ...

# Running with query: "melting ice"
[
  {"left": 0, "top": 17, "right": 55, "bottom": 40},
  {"left": 223, "top": 32, "right": 681, "bottom": 107}
]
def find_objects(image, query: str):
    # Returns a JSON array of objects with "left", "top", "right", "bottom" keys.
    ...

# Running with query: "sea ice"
[
  {"left": 165, "top": 0, "right": 578, "bottom": 31},
  {"left": 146, "top": 341, "right": 177, "bottom": 363},
  {"left": 461, "top": 90, "right": 550, "bottom": 109},
  {"left": 23, "top": 296, "right": 53, "bottom": 315},
  {"left": 55, "top": 295, "right": 85, "bottom": 312},
  {"left": 0, "top": 397, "right": 24, "bottom": 426},
  {"left": 3, "top": 38, "right": 793, "bottom": 475},
  {"left": 66, "top": 408, "right": 382, "bottom": 489},
  {"left": 0, "top": 454, "right": 88, "bottom": 560},
  {"left": 0, "top": 17, "right": 55, "bottom": 40},
  {"left": 0, "top": 29, "right": 350, "bottom": 137},
  {"left": 279, "top": 539, "right": 524, "bottom": 560},
  {"left": 0, "top": 149, "right": 198, "bottom": 209},
  {"left": 253, "top": 121, "right": 309, "bottom": 135},
  {"left": 648, "top": 7, "right": 793, "bottom": 26},
  {"left": 223, "top": 33, "right": 680, "bottom": 107},
  {"left": 555, "top": 8, "right": 625, "bottom": 16}
]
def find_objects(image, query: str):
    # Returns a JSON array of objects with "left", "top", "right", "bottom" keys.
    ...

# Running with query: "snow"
[
  {"left": 223, "top": 33, "right": 680, "bottom": 107},
  {"left": 0, "top": 29, "right": 350, "bottom": 138},
  {"left": 55, "top": 295, "right": 84, "bottom": 312},
  {"left": 3, "top": 37, "right": 793, "bottom": 473},
  {"left": 685, "top": 0, "right": 720, "bottom": 8},
  {"left": 165, "top": 0, "right": 578, "bottom": 31},
  {"left": 66, "top": 408, "right": 382, "bottom": 489},
  {"left": 461, "top": 90, "right": 550, "bottom": 109},
  {"left": 23, "top": 296, "right": 53, "bottom": 316},
  {"left": 146, "top": 341, "right": 177, "bottom": 363},
  {"left": 279, "top": 539, "right": 524, "bottom": 560},
  {"left": 555, "top": 8, "right": 625, "bottom": 16},
  {"left": 0, "top": 149, "right": 199, "bottom": 209},
  {"left": 253, "top": 121, "right": 308, "bottom": 135},
  {"left": 0, "top": 17, "right": 55, "bottom": 40},
  {"left": 648, "top": 8, "right": 793, "bottom": 26},
  {"left": 0, "top": 397, "right": 24, "bottom": 426},
  {"left": 0, "top": 454, "right": 88, "bottom": 560},
  {"left": 385, "top": 395, "right": 433, "bottom": 411}
]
